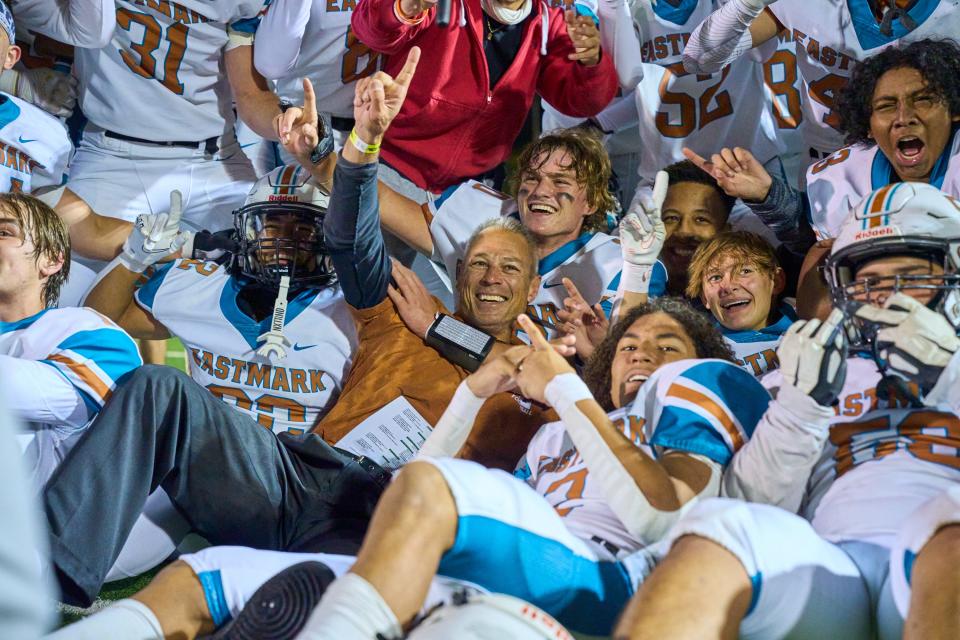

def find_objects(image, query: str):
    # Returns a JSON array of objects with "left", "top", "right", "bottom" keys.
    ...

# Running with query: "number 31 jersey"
[
  {"left": 135, "top": 259, "right": 358, "bottom": 434},
  {"left": 75, "top": 0, "right": 266, "bottom": 141},
  {"left": 631, "top": 0, "right": 783, "bottom": 187}
]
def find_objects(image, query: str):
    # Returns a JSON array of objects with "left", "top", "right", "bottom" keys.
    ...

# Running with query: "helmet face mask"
[
  {"left": 825, "top": 183, "right": 960, "bottom": 355},
  {"left": 233, "top": 165, "right": 337, "bottom": 289}
]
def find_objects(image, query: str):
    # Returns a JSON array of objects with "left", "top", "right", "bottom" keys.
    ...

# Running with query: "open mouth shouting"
[{"left": 894, "top": 134, "right": 927, "bottom": 168}]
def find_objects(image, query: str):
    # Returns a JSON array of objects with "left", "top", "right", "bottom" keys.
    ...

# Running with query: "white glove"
[
  {"left": 855, "top": 293, "right": 960, "bottom": 394},
  {"left": 777, "top": 309, "right": 848, "bottom": 406},
  {"left": 620, "top": 170, "right": 667, "bottom": 294},
  {"left": 119, "top": 190, "right": 188, "bottom": 273},
  {"left": 3, "top": 68, "right": 78, "bottom": 118}
]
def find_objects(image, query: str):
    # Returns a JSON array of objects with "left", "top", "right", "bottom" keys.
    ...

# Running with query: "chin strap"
[
  {"left": 879, "top": 3, "right": 917, "bottom": 37},
  {"left": 256, "top": 275, "right": 292, "bottom": 361}
]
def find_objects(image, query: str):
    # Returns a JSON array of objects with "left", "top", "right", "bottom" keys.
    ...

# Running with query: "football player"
[
  {"left": 683, "top": 0, "right": 960, "bottom": 157},
  {"left": 617, "top": 182, "right": 960, "bottom": 640},
  {"left": 53, "top": 0, "right": 328, "bottom": 308},
  {"left": 686, "top": 231, "right": 793, "bottom": 377},
  {"left": 0, "top": 192, "right": 140, "bottom": 486},
  {"left": 0, "top": 2, "right": 72, "bottom": 195},
  {"left": 47, "top": 297, "right": 768, "bottom": 639},
  {"left": 683, "top": 39, "right": 960, "bottom": 250}
]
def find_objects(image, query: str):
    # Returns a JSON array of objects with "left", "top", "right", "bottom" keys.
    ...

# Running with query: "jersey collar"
[
  {"left": 870, "top": 124, "right": 958, "bottom": 190},
  {"left": 718, "top": 301, "right": 797, "bottom": 343},
  {"left": 0, "top": 307, "right": 50, "bottom": 334},
  {"left": 538, "top": 231, "right": 595, "bottom": 277},
  {"left": 219, "top": 277, "right": 322, "bottom": 350}
]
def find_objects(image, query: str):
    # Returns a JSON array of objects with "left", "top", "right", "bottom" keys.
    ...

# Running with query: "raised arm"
[
  {"left": 515, "top": 315, "right": 717, "bottom": 544},
  {"left": 324, "top": 47, "right": 421, "bottom": 309},
  {"left": 12, "top": 0, "right": 115, "bottom": 48},
  {"left": 682, "top": 0, "right": 782, "bottom": 75}
]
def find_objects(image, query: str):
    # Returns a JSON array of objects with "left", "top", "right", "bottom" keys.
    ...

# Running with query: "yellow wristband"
[{"left": 349, "top": 128, "right": 381, "bottom": 155}]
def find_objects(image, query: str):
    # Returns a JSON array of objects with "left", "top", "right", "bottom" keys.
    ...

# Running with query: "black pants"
[{"left": 44, "top": 366, "right": 387, "bottom": 606}]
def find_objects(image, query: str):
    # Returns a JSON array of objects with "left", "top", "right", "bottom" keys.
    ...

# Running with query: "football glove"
[
  {"left": 855, "top": 293, "right": 960, "bottom": 395},
  {"left": 777, "top": 309, "right": 848, "bottom": 406},
  {"left": 0, "top": 67, "right": 78, "bottom": 118},
  {"left": 119, "top": 190, "right": 189, "bottom": 273},
  {"left": 620, "top": 170, "right": 667, "bottom": 294}
]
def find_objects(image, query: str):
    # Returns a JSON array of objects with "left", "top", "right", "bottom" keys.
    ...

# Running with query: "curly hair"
[
  {"left": 508, "top": 128, "right": 617, "bottom": 233},
  {"left": 837, "top": 39, "right": 960, "bottom": 146},
  {"left": 583, "top": 297, "right": 735, "bottom": 411}
]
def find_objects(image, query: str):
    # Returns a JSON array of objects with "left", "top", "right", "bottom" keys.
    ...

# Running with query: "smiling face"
[
  {"left": 701, "top": 253, "right": 782, "bottom": 332},
  {"left": 869, "top": 66, "right": 960, "bottom": 183},
  {"left": 609, "top": 311, "right": 698, "bottom": 409},
  {"left": 660, "top": 182, "right": 730, "bottom": 293},
  {"left": 254, "top": 211, "right": 318, "bottom": 271},
  {"left": 456, "top": 228, "right": 540, "bottom": 340},
  {"left": 516, "top": 149, "right": 594, "bottom": 256}
]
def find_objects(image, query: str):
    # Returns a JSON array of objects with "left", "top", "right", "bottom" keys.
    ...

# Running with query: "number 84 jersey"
[
  {"left": 74, "top": 0, "right": 266, "bottom": 142},
  {"left": 631, "top": 0, "right": 783, "bottom": 186}
]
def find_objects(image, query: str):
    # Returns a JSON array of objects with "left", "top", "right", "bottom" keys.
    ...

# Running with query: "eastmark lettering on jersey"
[
  {"left": 17, "top": 136, "right": 35, "bottom": 144},
  {"left": 293, "top": 343, "right": 317, "bottom": 351}
]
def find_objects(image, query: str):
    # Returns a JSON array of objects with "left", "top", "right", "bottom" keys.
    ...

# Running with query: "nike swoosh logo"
[
  {"left": 239, "top": 142, "right": 259, "bottom": 148},
  {"left": 292, "top": 343, "right": 317, "bottom": 351},
  {"left": 18, "top": 136, "right": 36, "bottom": 144},
  {"left": 543, "top": 282, "right": 566, "bottom": 289}
]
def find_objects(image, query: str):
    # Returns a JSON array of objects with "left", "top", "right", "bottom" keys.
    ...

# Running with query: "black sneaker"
[{"left": 212, "top": 561, "right": 337, "bottom": 640}]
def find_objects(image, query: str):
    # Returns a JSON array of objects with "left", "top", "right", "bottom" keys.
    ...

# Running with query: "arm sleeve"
[
  {"left": 0, "top": 355, "right": 93, "bottom": 429},
  {"left": 597, "top": 0, "right": 643, "bottom": 90},
  {"left": 253, "top": 0, "right": 310, "bottom": 80},
  {"left": 351, "top": 0, "right": 436, "bottom": 55},
  {"left": 681, "top": 0, "right": 763, "bottom": 74},
  {"left": 536, "top": 8, "right": 618, "bottom": 118},
  {"left": 721, "top": 383, "right": 834, "bottom": 512},
  {"left": 324, "top": 155, "right": 392, "bottom": 309},
  {"left": 416, "top": 381, "right": 486, "bottom": 459},
  {"left": 745, "top": 177, "right": 816, "bottom": 256},
  {"left": 12, "top": 0, "right": 116, "bottom": 48}
]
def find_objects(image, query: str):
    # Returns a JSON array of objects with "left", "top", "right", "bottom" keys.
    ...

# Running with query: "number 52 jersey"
[
  {"left": 631, "top": 0, "right": 784, "bottom": 186},
  {"left": 136, "top": 259, "right": 358, "bottom": 435},
  {"left": 74, "top": 0, "right": 267, "bottom": 142}
]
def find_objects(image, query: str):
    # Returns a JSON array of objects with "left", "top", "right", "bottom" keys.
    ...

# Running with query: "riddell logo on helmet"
[
  {"left": 268, "top": 195, "right": 299, "bottom": 202},
  {"left": 853, "top": 227, "right": 895, "bottom": 241}
]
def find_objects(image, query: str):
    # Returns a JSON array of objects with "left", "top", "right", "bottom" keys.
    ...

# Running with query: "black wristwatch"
[{"left": 310, "top": 116, "right": 335, "bottom": 165}]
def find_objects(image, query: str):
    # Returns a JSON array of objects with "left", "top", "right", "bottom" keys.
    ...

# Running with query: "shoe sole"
[{"left": 213, "top": 560, "right": 336, "bottom": 640}]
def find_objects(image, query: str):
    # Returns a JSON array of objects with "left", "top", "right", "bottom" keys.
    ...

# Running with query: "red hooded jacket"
[{"left": 352, "top": 0, "right": 618, "bottom": 192}]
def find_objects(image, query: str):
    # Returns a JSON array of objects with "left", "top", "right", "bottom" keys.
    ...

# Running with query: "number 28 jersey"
[
  {"left": 75, "top": 0, "right": 267, "bottom": 141},
  {"left": 631, "top": 0, "right": 783, "bottom": 186}
]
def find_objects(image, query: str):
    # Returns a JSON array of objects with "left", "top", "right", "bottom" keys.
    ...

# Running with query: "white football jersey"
[
  {"left": 760, "top": 28, "right": 806, "bottom": 161},
  {"left": 0, "top": 307, "right": 141, "bottom": 483},
  {"left": 631, "top": 0, "right": 783, "bottom": 188},
  {"left": 516, "top": 358, "right": 770, "bottom": 555},
  {"left": 806, "top": 128, "right": 960, "bottom": 239},
  {"left": 427, "top": 179, "right": 666, "bottom": 340},
  {"left": 75, "top": 0, "right": 266, "bottom": 141},
  {"left": 256, "top": 0, "right": 380, "bottom": 117},
  {"left": 768, "top": 0, "right": 960, "bottom": 154},
  {"left": 720, "top": 303, "right": 796, "bottom": 378},
  {"left": 764, "top": 356, "right": 960, "bottom": 547},
  {"left": 0, "top": 93, "right": 71, "bottom": 192},
  {"left": 135, "top": 259, "right": 358, "bottom": 434}
]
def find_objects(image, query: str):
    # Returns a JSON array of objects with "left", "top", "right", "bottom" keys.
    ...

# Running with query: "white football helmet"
[
  {"left": 234, "top": 164, "right": 335, "bottom": 288},
  {"left": 406, "top": 593, "right": 573, "bottom": 640},
  {"left": 825, "top": 182, "right": 960, "bottom": 347}
]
